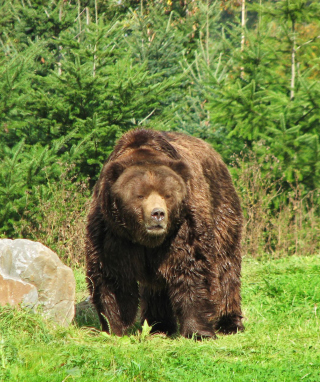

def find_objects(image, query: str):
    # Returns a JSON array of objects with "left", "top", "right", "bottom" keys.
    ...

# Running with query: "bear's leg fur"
[
  {"left": 168, "top": 277, "right": 218, "bottom": 339},
  {"left": 89, "top": 278, "right": 139, "bottom": 335},
  {"left": 215, "top": 260, "right": 244, "bottom": 334},
  {"left": 86, "top": 207, "right": 140, "bottom": 336},
  {"left": 140, "top": 286, "right": 178, "bottom": 335},
  {"left": 216, "top": 314, "right": 244, "bottom": 334}
]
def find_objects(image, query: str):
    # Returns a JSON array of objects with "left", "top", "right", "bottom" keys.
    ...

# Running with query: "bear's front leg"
[
  {"left": 140, "top": 286, "right": 178, "bottom": 335},
  {"left": 168, "top": 276, "right": 218, "bottom": 339},
  {"left": 90, "top": 276, "right": 139, "bottom": 336}
]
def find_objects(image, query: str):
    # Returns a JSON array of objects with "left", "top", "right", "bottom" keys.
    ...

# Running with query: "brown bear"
[{"left": 85, "top": 129, "right": 244, "bottom": 338}]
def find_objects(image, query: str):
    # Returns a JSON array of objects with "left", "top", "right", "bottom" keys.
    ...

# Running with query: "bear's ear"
[
  {"left": 107, "top": 161, "right": 126, "bottom": 183},
  {"left": 169, "top": 160, "right": 191, "bottom": 182}
]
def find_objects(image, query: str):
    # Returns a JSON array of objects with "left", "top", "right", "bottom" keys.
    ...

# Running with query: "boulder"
[
  {"left": 0, "top": 239, "right": 76, "bottom": 326},
  {"left": 0, "top": 273, "right": 38, "bottom": 308}
]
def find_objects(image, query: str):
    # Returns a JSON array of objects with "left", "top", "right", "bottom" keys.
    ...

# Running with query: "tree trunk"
[
  {"left": 290, "top": 19, "right": 296, "bottom": 100},
  {"left": 240, "top": 0, "right": 246, "bottom": 78}
]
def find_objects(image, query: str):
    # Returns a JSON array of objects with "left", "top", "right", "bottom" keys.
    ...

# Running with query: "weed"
[
  {"left": 13, "top": 151, "right": 320, "bottom": 263},
  {"left": 17, "top": 164, "right": 90, "bottom": 266},
  {"left": 232, "top": 153, "right": 320, "bottom": 257}
]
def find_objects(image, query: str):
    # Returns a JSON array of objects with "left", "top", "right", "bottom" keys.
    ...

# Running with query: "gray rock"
[{"left": 0, "top": 239, "right": 76, "bottom": 326}]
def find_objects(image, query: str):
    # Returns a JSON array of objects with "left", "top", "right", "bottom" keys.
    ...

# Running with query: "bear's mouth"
[{"left": 146, "top": 224, "right": 166, "bottom": 235}]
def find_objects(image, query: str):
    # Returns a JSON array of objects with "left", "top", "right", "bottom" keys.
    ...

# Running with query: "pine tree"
[{"left": 190, "top": 0, "right": 320, "bottom": 192}]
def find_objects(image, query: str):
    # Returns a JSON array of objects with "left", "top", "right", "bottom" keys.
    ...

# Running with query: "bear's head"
[{"left": 100, "top": 159, "right": 190, "bottom": 248}]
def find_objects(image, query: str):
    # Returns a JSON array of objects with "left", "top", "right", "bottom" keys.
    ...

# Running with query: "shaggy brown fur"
[{"left": 85, "top": 129, "right": 244, "bottom": 338}]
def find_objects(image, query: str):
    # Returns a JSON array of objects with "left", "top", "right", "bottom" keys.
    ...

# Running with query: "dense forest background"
[{"left": 0, "top": 0, "right": 319, "bottom": 262}]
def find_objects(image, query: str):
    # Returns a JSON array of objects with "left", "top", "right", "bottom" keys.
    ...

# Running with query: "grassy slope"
[{"left": 1, "top": 255, "right": 320, "bottom": 382}]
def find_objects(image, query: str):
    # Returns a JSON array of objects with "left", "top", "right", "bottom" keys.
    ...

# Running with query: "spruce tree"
[{"left": 190, "top": 0, "right": 320, "bottom": 192}]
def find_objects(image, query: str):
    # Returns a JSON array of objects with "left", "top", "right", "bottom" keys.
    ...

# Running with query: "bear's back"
[{"left": 163, "top": 131, "right": 224, "bottom": 170}]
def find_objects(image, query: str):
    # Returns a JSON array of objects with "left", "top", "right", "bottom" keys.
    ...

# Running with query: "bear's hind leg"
[{"left": 140, "top": 286, "right": 178, "bottom": 336}]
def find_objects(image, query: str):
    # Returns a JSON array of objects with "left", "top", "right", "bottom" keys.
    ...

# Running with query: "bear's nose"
[{"left": 151, "top": 208, "right": 166, "bottom": 221}]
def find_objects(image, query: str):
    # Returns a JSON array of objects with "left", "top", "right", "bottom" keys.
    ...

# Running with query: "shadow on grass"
[
  {"left": 74, "top": 299, "right": 101, "bottom": 329},
  {"left": 73, "top": 299, "right": 146, "bottom": 335}
]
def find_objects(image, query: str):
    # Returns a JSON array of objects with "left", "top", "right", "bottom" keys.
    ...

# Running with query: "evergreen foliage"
[
  {"left": 185, "top": 0, "right": 320, "bottom": 192},
  {"left": 0, "top": 0, "right": 319, "bottom": 251},
  {"left": 0, "top": 131, "right": 89, "bottom": 235}
]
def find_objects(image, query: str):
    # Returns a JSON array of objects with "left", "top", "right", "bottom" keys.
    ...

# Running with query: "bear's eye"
[
  {"left": 165, "top": 194, "right": 172, "bottom": 199},
  {"left": 137, "top": 195, "right": 144, "bottom": 200}
]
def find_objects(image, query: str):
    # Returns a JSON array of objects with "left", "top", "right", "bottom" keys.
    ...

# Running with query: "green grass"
[{"left": 1, "top": 255, "right": 320, "bottom": 381}]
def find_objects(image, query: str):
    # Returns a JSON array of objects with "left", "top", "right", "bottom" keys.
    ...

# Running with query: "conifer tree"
[
  {"left": 191, "top": 0, "right": 320, "bottom": 192},
  {"left": 1, "top": 0, "right": 319, "bottom": 238}
]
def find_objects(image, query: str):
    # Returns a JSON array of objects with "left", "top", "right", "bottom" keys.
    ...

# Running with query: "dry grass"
[
  {"left": 233, "top": 153, "right": 320, "bottom": 257},
  {"left": 18, "top": 165, "right": 91, "bottom": 266},
  {"left": 19, "top": 154, "right": 320, "bottom": 265}
]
